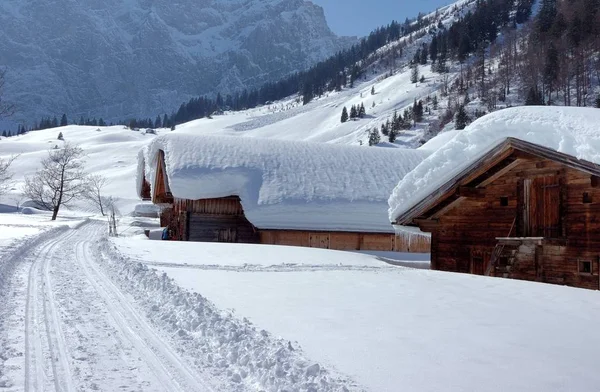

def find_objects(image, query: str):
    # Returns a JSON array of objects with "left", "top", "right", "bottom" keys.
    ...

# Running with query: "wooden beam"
[
  {"left": 515, "top": 169, "right": 563, "bottom": 178},
  {"left": 477, "top": 158, "right": 523, "bottom": 187},
  {"left": 432, "top": 197, "right": 467, "bottom": 219},
  {"left": 457, "top": 186, "right": 486, "bottom": 198},
  {"left": 414, "top": 218, "right": 440, "bottom": 232}
]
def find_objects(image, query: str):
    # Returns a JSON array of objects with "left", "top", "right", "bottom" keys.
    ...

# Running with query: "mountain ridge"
[{"left": 0, "top": 0, "right": 353, "bottom": 123}]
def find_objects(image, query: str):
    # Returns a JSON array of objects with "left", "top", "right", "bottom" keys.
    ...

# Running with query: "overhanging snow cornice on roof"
[{"left": 394, "top": 137, "right": 600, "bottom": 226}]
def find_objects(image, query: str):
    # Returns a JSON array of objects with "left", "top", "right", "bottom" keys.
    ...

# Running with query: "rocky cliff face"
[{"left": 0, "top": 0, "right": 351, "bottom": 122}]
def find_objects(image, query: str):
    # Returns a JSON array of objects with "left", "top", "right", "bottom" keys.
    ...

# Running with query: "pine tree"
[
  {"left": 525, "top": 87, "right": 544, "bottom": 105},
  {"left": 455, "top": 105, "right": 471, "bottom": 130},
  {"left": 155, "top": 115, "right": 162, "bottom": 128},
  {"left": 1, "top": 130, "right": 7, "bottom": 138},
  {"left": 358, "top": 103, "right": 366, "bottom": 118},
  {"left": 429, "top": 35, "right": 438, "bottom": 63},
  {"left": 458, "top": 34, "right": 471, "bottom": 64},
  {"left": 596, "top": 95, "right": 600, "bottom": 108},
  {"left": 413, "top": 48, "right": 421, "bottom": 64},
  {"left": 434, "top": 56, "right": 448, "bottom": 73},
  {"left": 51, "top": 117, "right": 58, "bottom": 128},
  {"left": 543, "top": 43, "right": 559, "bottom": 100},
  {"left": 432, "top": 95, "right": 439, "bottom": 110},
  {"left": 350, "top": 105, "right": 358, "bottom": 119},
  {"left": 412, "top": 100, "right": 424, "bottom": 123},
  {"left": 381, "top": 123, "right": 389, "bottom": 136},
  {"left": 57, "top": 131, "right": 64, "bottom": 140},
  {"left": 98, "top": 118, "right": 106, "bottom": 127},
  {"left": 371, "top": 86, "right": 375, "bottom": 95},
  {"left": 341, "top": 107, "right": 349, "bottom": 123},
  {"left": 389, "top": 130, "right": 397, "bottom": 143},
  {"left": 60, "top": 114, "right": 68, "bottom": 126},
  {"left": 420, "top": 43, "right": 428, "bottom": 65},
  {"left": 368, "top": 129, "right": 381, "bottom": 146},
  {"left": 410, "top": 64, "right": 419, "bottom": 84},
  {"left": 302, "top": 83, "right": 313, "bottom": 105}
]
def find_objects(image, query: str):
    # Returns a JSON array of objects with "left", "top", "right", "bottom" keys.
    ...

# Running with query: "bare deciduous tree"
[
  {"left": 83, "top": 174, "right": 114, "bottom": 216},
  {"left": 23, "top": 143, "right": 87, "bottom": 220},
  {"left": 0, "top": 155, "right": 17, "bottom": 198},
  {"left": 0, "top": 69, "right": 14, "bottom": 118}
]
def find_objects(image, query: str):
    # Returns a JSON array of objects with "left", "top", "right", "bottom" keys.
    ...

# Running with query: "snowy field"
[
  {"left": 0, "top": 209, "right": 86, "bottom": 258},
  {"left": 112, "top": 236, "right": 600, "bottom": 392}
]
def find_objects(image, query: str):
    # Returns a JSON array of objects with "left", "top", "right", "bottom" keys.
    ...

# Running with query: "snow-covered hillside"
[
  {"left": 0, "top": 126, "right": 162, "bottom": 213},
  {"left": 0, "top": 0, "right": 351, "bottom": 123}
]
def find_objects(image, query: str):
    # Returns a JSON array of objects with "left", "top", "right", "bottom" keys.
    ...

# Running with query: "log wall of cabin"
[
  {"left": 160, "top": 197, "right": 431, "bottom": 252},
  {"left": 259, "top": 230, "right": 431, "bottom": 252},
  {"left": 425, "top": 158, "right": 600, "bottom": 290}
]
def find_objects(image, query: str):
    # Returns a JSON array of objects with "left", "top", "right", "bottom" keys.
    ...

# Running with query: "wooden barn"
[
  {"left": 138, "top": 134, "right": 431, "bottom": 253},
  {"left": 393, "top": 137, "right": 600, "bottom": 290}
]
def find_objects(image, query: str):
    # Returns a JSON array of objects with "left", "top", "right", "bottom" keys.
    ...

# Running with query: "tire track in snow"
[
  {"left": 75, "top": 223, "right": 215, "bottom": 392},
  {"left": 24, "top": 227, "right": 79, "bottom": 392}
]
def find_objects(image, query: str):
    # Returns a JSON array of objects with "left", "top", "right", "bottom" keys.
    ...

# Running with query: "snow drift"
[
  {"left": 389, "top": 106, "right": 600, "bottom": 222},
  {"left": 139, "top": 134, "right": 429, "bottom": 232}
]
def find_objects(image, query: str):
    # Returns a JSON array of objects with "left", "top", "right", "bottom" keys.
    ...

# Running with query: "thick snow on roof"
[
  {"left": 141, "top": 133, "right": 429, "bottom": 232},
  {"left": 389, "top": 106, "right": 600, "bottom": 222},
  {"left": 418, "top": 129, "right": 460, "bottom": 151}
]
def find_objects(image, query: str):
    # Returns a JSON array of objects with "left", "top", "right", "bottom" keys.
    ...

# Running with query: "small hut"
[
  {"left": 390, "top": 107, "right": 600, "bottom": 290},
  {"left": 138, "top": 133, "right": 431, "bottom": 252}
]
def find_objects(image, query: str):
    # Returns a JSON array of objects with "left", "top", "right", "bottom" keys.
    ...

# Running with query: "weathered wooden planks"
[{"left": 414, "top": 151, "right": 600, "bottom": 290}]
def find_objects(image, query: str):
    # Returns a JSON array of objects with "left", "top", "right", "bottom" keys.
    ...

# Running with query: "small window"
[
  {"left": 583, "top": 192, "right": 592, "bottom": 204},
  {"left": 500, "top": 196, "right": 509, "bottom": 207},
  {"left": 579, "top": 260, "right": 592, "bottom": 274}
]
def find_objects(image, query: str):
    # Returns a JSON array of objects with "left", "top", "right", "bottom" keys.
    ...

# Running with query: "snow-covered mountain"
[{"left": 0, "top": 0, "right": 352, "bottom": 123}]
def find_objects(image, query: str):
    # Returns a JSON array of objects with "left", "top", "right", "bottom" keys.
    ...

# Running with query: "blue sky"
[{"left": 312, "top": 0, "right": 454, "bottom": 37}]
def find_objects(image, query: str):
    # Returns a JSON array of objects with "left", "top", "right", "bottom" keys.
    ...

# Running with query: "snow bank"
[
  {"left": 132, "top": 203, "right": 160, "bottom": 217},
  {"left": 141, "top": 134, "right": 429, "bottom": 232},
  {"left": 418, "top": 129, "right": 460, "bottom": 151},
  {"left": 389, "top": 106, "right": 600, "bottom": 222},
  {"left": 98, "top": 238, "right": 364, "bottom": 391}
]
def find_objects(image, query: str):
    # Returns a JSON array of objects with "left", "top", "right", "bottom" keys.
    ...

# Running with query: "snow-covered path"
[{"left": 1, "top": 221, "right": 217, "bottom": 391}]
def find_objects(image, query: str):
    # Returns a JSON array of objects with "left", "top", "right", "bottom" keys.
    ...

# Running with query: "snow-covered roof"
[
  {"left": 139, "top": 134, "right": 429, "bottom": 233},
  {"left": 389, "top": 106, "right": 600, "bottom": 223}
]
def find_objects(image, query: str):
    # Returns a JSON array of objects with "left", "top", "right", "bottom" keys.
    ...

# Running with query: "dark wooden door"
[
  {"left": 526, "top": 176, "right": 561, "bottom": 238},
  {"left": 217, "top": 228, "right": 238, "bottom": 243},
  {"left": 470, "top": 249, "right": 490, "bottom": 275}
]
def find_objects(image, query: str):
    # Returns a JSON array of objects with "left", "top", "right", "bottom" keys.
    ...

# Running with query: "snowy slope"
[
  {"left": 0, "top": 126, "right": 165, "bottom": 213},
  {"left": 141, "top": 133, "right": 428, "bottom": 232},
  {"left": 172, "top": 57, "right": 453, "bottom": 146},
  {"left": 389, "top": 106, "right": 600, "bottom": 222},
  {"left": 113, "top": 236, "right": 600, "bottom": 392}
]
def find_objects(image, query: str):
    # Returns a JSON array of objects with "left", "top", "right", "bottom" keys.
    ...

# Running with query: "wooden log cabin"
[
  {"left": 393, "top": 137, "right": 600, "bottom": 290},
  {"left": 138, "top": 134, "right": 431, "bottom": 253}
]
